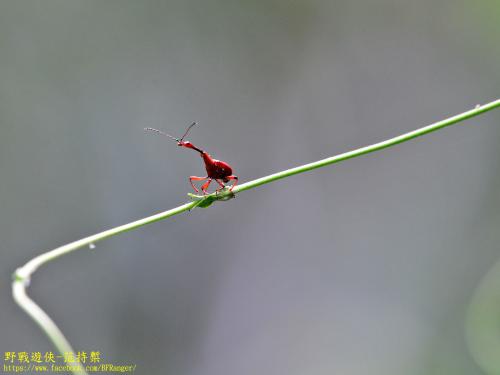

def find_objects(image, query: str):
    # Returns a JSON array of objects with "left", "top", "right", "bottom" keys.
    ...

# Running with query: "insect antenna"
[
  {"left": 144, "top": 127, "right": 179, "bottom": 142},
  {"left": 179, "top": 122, "right": 197, "bottom": 142}
]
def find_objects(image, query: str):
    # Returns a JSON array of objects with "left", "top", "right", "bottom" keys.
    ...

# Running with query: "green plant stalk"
[
  {"left": 233, "top": 100, "right": 500, "bottom": 194},
  {"left": 12, "top": 99, "right": 500, "bottom": 375},
  {"left": 12, "top": 202, "right": 195, "bottom": 375}
]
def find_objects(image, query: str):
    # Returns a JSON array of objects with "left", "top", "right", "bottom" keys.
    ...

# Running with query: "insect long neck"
[{"left": 182, "top": 142, "right": 204, "bottom": 154}]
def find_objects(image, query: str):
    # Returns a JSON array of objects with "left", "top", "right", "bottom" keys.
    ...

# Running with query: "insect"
[{"left": 145, "top": 122, "right": 238, "bottom": 195}]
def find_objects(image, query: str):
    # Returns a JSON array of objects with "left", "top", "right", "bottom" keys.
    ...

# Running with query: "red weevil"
[{"left": 145, "top": 122, "right": 238, "bottom": 194}]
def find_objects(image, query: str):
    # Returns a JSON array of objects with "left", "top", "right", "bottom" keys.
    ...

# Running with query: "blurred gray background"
[{"left": 1, "top": 1, "right": 500, "bottom": 374}]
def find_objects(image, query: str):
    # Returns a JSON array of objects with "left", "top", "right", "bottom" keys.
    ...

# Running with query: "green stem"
[
  {"left": 12, "top": 99, "right": 500, "bottom": 375},
  {"left": 12, "top": 202, "right": 195, "bottom": 375},
  {"left": 233, "top": 100, "right": 500, "bottom": 193}
]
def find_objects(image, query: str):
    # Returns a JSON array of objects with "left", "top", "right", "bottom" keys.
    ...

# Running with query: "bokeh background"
[{"left": 2, "top": 1, "right": 500, "bottom": 374}]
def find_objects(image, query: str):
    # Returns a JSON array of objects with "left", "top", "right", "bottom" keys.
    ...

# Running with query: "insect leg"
[
  {"left": 226, "top": 175, "right": 238, "bottom": 191},
  {"left": 215, "top": 179, "right": 226, "bottom": 191},
  {"left": 189, "top": 176, "right": 208, "bottom": 193},
  {"left": 201, "top": 178, "right": 213, "bottom": 195}
]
